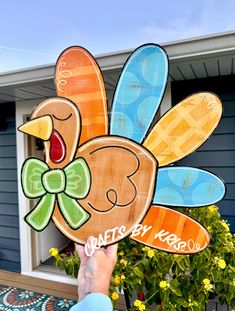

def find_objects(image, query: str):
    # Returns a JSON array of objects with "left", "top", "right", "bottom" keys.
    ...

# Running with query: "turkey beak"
[{"left": 18, "top": 115, "right": 53, "bottom": 140}]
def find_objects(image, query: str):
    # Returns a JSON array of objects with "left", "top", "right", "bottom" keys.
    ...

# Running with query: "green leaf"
[
  {"left": 176, "top": 257, "right": 185, "bottom": 271},
  {"left": 142, "top": 258, "right": 150, "bottom": 270},
  {"left": 211, "top": 269, "right": 218, "bottom": 282},
  {"left": 170, "top": 287, "right": 182, "bottom": 297},
  {"left": 176, "top": 298, "right": 186, "bottom": 305},
  {"left": 182, "top": 301, "right": 189, "bottom": 308},
  {"left": 227, "top": 287, "right": 234, "bottom": 302},
  {"left": 133, "top": 266, "right": 144, "bottom": 279},
  {"left": 198, "top": 293, "right": 205, "bottom": 303}
]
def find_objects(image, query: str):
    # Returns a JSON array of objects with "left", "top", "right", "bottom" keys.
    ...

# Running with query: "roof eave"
[
  {"left": 164, "top": 30, "right": 235, "bottom": 61},
  {"left": 1, "top": 30, "right": 235, "bottom": 86}
]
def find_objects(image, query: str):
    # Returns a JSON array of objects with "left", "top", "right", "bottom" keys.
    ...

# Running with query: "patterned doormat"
[{"left": 0, "top": 285, "right": 77, "bottom": 310}]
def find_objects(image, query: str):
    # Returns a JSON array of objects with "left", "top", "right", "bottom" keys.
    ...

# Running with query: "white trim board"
[{"left": 22, "top": 271, "right": 77, "bottom": 286}]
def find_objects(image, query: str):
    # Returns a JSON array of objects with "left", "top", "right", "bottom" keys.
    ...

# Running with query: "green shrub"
[{"left": 50, "top": 205, "right": 235, "bottom": 310}]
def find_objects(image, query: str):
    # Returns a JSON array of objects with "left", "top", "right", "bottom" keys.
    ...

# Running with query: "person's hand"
[{"left": 75, "top": 237, "right": 118, "bottom": 300}]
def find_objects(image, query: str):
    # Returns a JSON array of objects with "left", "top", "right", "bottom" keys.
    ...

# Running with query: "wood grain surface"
[
  {"left": 52, "top": 137, "right": 157, "bottom": 244},
  {"left": 131, "top": 205, "right": 210, "bottom": 253},
  {"left": 144, "top": 93, "right": 222, "bottom": 166},
  {"left": 55, "top": 46, "right": 108, "bottom": 144}
]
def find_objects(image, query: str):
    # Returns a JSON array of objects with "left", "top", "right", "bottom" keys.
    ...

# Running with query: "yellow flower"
[
  {"left": 118, "top": 251, "right": 124, "bottom": 256},
  {"left": 121, "top": 274, "right": 125, "bottom": 280},
  {"left": 204, "top": 283, "right": 213, "bottom": 291},
  {"left": 202, "top": 278, "right": 211, "bottom": 285},
  {"left": 188, "top": 299, "right": 194, "bottom": 307},
  {"left": 207, "top": 226, "right": 211, "bottom": 231},
  {"left": 142, "top": 246, "right": 150, "bottom": 251},
  {"left": 208, "top": 205, "right": 217, "bottom": 213},
  {"left": 49, "top": 248, "right": 59, "bottom": 257},
  {"left": 120, "top": 259, "right": 128, "bottom": 266},
  {"left": 218, "top": 259, "right": 226, "bottom": 269},
  {"left": 134, "top": 300, "right": 146, "bottom": 310},
  {"left": 147, "top": 249, "right": 155, "bottom": 258},
  {"left": 221, "top": 220, "right": 230, "bottom": 232},
  {"left": 111, "top": 291, "right": 119, "bottom": 301},
  {"left": 134, "top": 300, "right": 142, "bottom": 307},
  {"left": 114, "top": 275, "right": 121, "bottom": 285},
  {"left": 202, "top": 279, "right": 213, "bottom": 291},
  {"left": 159, "top": 280, "right": 170, "bottom": 290}
]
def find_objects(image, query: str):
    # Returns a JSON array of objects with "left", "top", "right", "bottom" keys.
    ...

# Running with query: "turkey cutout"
[{"left": 19, "top": 44, "right": 226, "bottom": 254}]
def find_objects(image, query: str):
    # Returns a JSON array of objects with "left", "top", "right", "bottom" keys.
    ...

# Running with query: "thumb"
[
  {"left": 105, "top": 243, "right": 118, "bottom": 259},
  {"left": 75, "top": 243, "right": 87, "bottom": 264}
]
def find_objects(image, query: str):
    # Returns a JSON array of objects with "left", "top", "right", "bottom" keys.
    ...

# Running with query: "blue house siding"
[
  {"left": 0, "top": 102, "right": 20, "bottom": 272},
  {"left": 172, "top": 75, "right": 235, "bottom": 232}
]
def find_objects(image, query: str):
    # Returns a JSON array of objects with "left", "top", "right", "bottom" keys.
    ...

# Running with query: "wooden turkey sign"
[{"left": 18, "top": 44, "right": 225, "bottom": 255}]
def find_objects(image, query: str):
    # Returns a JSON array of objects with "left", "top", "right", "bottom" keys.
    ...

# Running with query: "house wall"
[
  {"left": 0, "top": 102, "right": 20, "bottom": 272},
  {"left": 172, "top": 75, "right": 235, "bottom": 232}
]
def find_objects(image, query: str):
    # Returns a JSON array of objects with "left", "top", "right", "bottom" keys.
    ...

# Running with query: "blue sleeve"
[{"left": 70, "top": 293, "right": 113, "bottom": 311}]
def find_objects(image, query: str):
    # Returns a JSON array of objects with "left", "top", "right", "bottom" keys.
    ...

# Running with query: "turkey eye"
[{"left": 52, "top": 113, "right": 72, "bottom": 121}]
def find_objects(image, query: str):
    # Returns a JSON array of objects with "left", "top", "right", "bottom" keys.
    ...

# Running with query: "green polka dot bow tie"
[{"left": 21, "top": 158, "right": 91, "bottom": 231}]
